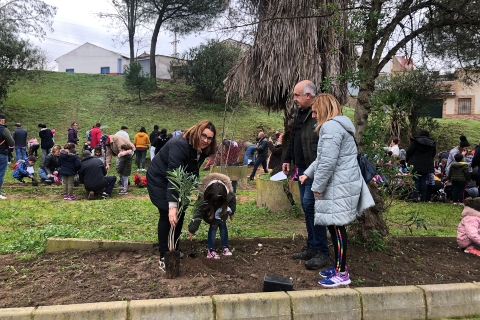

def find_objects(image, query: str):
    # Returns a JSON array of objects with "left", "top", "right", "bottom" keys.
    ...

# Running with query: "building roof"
[
  {"left": 136, "top": 52, "right": 178, "bottom": 60},
  {"left": 55, "top": 42, "right": 129, "bottom": 62}
]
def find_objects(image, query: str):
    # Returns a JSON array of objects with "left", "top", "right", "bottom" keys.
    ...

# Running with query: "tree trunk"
[
  {"left": 353, "top": 68, "right": 389, "bottom": 240},
  {"left": 164, "top": 250, "right": 181, "bottom": 279},
  {"left": 149, "top": 15, "right": 163, "bottom": 79}
]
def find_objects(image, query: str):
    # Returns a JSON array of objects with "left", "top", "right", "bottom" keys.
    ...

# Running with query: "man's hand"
[
  {"left": 299, "top": 174, "right": 308, "bottom": 184},
  {"left": 168, "top": 207, "right": 178, "bottom": 227},
  {"left": 313, "top": 192, "right": 322, "bottom": 197},
  {"left": 188, "top": 232, "right": 194, "bottom": 240},
  {"left": 282, "top": 163, "right": 290, "bottom": 175},
  {"left": 105, "top": 164, "right": 110, "bottom": 171}
]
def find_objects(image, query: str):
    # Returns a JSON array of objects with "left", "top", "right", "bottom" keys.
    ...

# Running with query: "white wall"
[{"left": 56, "top": 43, "right": 128, "bottom": 74}]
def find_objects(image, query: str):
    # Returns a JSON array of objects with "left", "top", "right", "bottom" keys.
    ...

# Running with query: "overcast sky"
[{"left": 27, "top": 0, "right": 215, "bottom": 69}]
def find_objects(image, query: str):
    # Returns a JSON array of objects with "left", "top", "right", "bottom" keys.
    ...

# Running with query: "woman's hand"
[
  {"left": 313, "top": 192, "right": 322, "bottom": 197},
  {"left": 168, "top": 207, "right": 178, "bottom": 227},
  {"left": 229, "top": 214, "right": 234, "bottom": 221},
  {"left": 299, "top": 174, "right": 309, "bottom": 184},
  {"left": 188, "top": 232, "right": 194, "bottom": 240}
]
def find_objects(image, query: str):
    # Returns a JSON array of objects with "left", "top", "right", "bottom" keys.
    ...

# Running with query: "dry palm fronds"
[{"left": 225, "top": 0, "right": 353, "bottom": 124}]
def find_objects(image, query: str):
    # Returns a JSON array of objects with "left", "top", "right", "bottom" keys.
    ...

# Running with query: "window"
[
  {"left": 458, "top": 98, "right": 472, "bottom": 114},
  {"left": 66, "top": 69, "right": 74, "bottom": 73},
  {"left": 100, "top": 67, "right": 110, "bottom": 74}
]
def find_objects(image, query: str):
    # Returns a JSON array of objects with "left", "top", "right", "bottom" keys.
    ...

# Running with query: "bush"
[
  {"left": 171, "top": 40, "right": 242, "bottom": 101},
  {"left": 123, "top": 61, "right": 156, "bottom": 103}
]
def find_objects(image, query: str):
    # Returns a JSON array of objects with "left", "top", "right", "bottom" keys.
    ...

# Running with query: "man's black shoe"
[
  {"left": 292, "top": 247, "right": 315, "bottom": 260},
  {"left": 305, "top": 253, "right": 329, "bottom": 270}
]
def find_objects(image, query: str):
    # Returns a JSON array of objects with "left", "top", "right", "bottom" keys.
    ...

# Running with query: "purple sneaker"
[
  {"left": 63, "top": 194, "right": 69, "bottom": 200},
  {"left": 318, "top": 270, "right": 351, "bottom": 288}
]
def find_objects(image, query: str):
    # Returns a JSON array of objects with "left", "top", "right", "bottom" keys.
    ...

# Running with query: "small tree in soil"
[{"left": 165, "top": 166, "right": 200, "bottom": 278}]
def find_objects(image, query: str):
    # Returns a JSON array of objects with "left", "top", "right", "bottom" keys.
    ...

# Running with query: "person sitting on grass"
[
  {"left": 117, "top": 143, "right": 133, "bottom": 195},
  {"left": 12, "top": 156, "right": 36, "bottom": 183},
  {"left": 188, "top": 172, "right": 236, "bottom": 259},
  {"left": 457, "top": 197, "right": 480, "bottom": 256},
  {"left": 447, "top": 153, "right": 471, "bottom": 204}
]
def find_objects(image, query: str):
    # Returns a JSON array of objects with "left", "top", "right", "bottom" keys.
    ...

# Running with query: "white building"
[
  {"left": 136, "top": 52, "right": 178, "bottom": 79},
  {"left": 55, "top": 43, "right": 129, "bottom": 74}
]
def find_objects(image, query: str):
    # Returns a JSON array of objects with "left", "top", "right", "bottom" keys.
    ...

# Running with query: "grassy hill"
[
  {"left": 2, "top": 71, "right": 284, "bottom": 144},
  {"left": 2, "top": 71, "right": 479, "bottom": 152}
]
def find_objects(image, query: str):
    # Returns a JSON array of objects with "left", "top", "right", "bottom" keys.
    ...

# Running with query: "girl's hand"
[
  {"left": 168, "top": 207, "right": 178, "bottom": 227},
  {"left": 299, "top": 174, "right": 309, "bottom": 184},
  {"left": 188, "top": 232, "right": 194, "bottom": 240},
  {"left": 313, "top": 192, "right": 322, "bottom": 197}
]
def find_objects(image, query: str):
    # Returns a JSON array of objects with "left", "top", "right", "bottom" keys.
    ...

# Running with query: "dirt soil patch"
[{"left": 1, "top": 237, "right": 478, "bottom": 308}]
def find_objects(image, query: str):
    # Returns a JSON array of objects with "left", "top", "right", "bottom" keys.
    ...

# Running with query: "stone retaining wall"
[{"left": 2, "top": 283, "right": 480, "bottom": 319}]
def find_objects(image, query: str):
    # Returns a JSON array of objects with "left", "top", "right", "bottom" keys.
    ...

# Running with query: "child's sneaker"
[
  {"left": 464, "top": 245, "right": 480, "bottom": 256},
  {"left": 318, "top": 270, "right": 351, "bottom": 288},
  {"left": 159, "top": 258, "right": 165, "bottom": 272},
  {"left": 63, "top": 194, "right": 69, "bottom": 200},
  {"left": 207, "top": 249, "right": 220, "bottom": 259},
  {"left": 222, "top": 247, "right": 233, "bottom": 256},
  {"left": 102, "top": 192, "right": 110, "bottom": 199},
  {"left": 319, "top": 265, "right": 337, "bottom": 278},
  {"left": 119, "top": 189, "right": 128, "bottom": 195}
]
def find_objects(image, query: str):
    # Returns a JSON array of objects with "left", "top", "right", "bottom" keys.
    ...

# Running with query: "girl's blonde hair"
[
  {"left": 312, "top": 93, "right": 343, "bottom": 132},
  {"left": 51, "top": 144, "right": 62, "bottom": 154}
]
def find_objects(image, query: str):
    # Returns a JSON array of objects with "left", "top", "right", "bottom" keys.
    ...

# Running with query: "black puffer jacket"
[
  {"left": 147, "top": 135, "right": 208, "bottom": 211},
  {"left": 256, "top": 137, "right": 269, "bottom": 158},
  {"left": 39, "top": 129, "right": 54, "bottom": 150},
  {"left": 406, "top": 136, "right": 436, "bottom": 174},
  {"left": 41, "top": 153, "right": 59, "bottom": 175},
  {"left": 79, "top": 155, "right": 107, "bottom": 191}
]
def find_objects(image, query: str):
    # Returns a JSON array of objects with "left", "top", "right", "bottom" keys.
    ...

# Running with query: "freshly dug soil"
[{"left": 1, "top": 237, "right": 478, "bottom": 308}]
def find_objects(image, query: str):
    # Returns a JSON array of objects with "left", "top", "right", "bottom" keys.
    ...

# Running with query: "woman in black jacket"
[
  {"left": 147, "top": 120, "right": 217, "bottom": 271},
  {"left": 38, "top": 123, "right": 54, "bottom": 164},
  {"left": 406, "top": 129, "right": 436, "bottom": 202}
]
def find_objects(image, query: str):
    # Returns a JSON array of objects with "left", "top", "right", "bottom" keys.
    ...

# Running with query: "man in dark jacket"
[
  {"left": 406, "top": 129, "right": 436, "bottom": 202},
  {"left": 152, "top": 129, "right": 169, "bottom": 156},
  {"left": 12, "top": 123, "right": 28, "bottom": 161},
  {"left": 248, "top": 131, "right": 269, "bottom": 180},
  {"left": 79, "top": 150, "right": 117, "bottom": 199},
  {"left": 149, "top": 125, "right": 160, "bottom": 160},
  {"left": 38, "top": 124, "right": 54, "bottom": 164},
  {"left": 0, "top": 113, "right": 15, "bottom": 199},
  {"left": 282, "top": 80, "right": 329, "bottom": 270}
]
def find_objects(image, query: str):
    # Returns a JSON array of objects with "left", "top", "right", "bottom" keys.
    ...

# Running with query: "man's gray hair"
[{"left": 303, "top": 82, "right": 317, "bottom": 97}]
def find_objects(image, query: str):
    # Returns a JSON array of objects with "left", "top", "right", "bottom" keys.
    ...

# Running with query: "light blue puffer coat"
[{"left": 304, "top": 115, "right": 374, "bottom": 226}]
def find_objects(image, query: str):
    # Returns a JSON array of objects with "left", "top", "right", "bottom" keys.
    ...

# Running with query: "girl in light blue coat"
[{"left": 299, "top": 94, "right": 374, "bottom": 288}]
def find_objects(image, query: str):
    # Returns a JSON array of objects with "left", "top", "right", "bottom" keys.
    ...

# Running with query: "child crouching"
[
  {"left": 457, "top": 197, "right": 480, "bottom": 256},
  {"left": 188, "top": 173, "right": 236, "bottom": 259},
  {"left": 12, "top": 156, "right": 36, "bottom": 183}
]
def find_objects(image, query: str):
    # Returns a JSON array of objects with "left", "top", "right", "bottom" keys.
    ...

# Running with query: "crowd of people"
[{"left": 2, "top": 78, "right": 478, "bottom": 288}]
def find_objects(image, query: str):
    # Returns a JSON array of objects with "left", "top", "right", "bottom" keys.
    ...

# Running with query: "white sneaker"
[{"left": 0, "top": 194, "right": 6, "bottom": 199}]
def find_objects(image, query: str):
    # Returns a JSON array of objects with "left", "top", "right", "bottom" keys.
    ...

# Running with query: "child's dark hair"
[
  {"left": 454, "top": 153, "right": 463, "bottom": 162},
  {"left": 94, "top": 145, "right": 102, "bottom": 152},
  {"left": 28, "top": 156, "right": 36, "bottom": 162},
  {"left": 464, "top": 197, "right": 480, "bottom": 211},
  {"left": 392, "top": 137, "right": 399, "bottom": 144},
  {"left": 204, "top": 182, "right": 228, "bottom": 220},
  {"left": 121, "top": 143, "right": 132, "bottom": 151},
  {"left": 64, "top": 142, "right": 76, "bottom": 154}
]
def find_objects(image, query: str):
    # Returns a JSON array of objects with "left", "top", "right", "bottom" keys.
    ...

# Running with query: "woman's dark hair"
[
  {"left": 203, "top": 182, "right": 228, "bottom": 220},
  {"left": 139, "top": 126, "right": 146, "bottom": 133},
  {"left": 417, "top": 129, "right": 430, "bottom": 137},
  {"left": 183, "top": 120, "right": 217, "bottom": 155}
]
